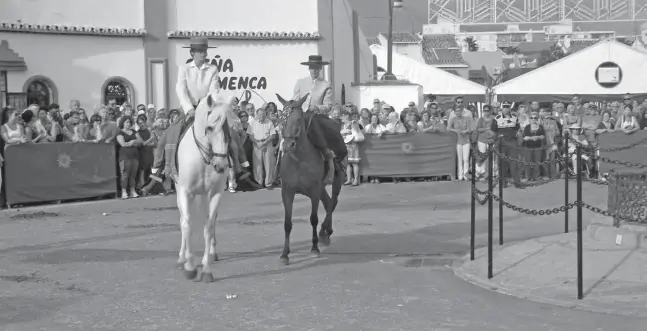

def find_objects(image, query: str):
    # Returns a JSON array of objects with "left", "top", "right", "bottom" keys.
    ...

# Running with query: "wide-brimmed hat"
[
  {"left": 569, "top": 123, "right": 582, "bottom": 130},
  {"left": 182, "top": 37, "right": 217, "bottom": 50},
  {"left": 300, "top": 55, "right": 330, "bottom": 66}
]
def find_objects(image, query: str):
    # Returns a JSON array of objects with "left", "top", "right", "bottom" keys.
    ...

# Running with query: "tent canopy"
[
  {"left": 370, "top": 44, "right": 485, "bottom": 98},
  {"left": 495, "top": 40, "right": 647, "bottom": 100}
]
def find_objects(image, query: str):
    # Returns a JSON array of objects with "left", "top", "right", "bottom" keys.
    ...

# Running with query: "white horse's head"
[
  {"left": 193, "top": 91, "right": 234, "bottom": 172},
  {"left": 199, "top": 91, "right": 234, "bottom": 132}
]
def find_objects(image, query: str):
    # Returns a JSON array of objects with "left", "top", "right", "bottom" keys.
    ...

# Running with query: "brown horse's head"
[{"left": 276, "top": 93, "right": 309, "bottom": 153}]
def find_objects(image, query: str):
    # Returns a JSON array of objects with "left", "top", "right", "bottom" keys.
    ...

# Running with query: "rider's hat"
[
  {"left": 300, "top": 55, "right": 330, "bottom": 66},
  {"left": 182, "top": 37, "right": 217, "bottom": 50}
]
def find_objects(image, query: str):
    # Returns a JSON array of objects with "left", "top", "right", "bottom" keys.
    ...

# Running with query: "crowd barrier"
[
  {"left": 358, "top": 132, "right": 457, "bottom": 178},
  {"left": 4, "top": 142, "right": 117, "bottom": 206},
  {"left": 2, "top": 130, "right": 643, "bottom": 206},
  {"left": 2, "top": 132, "right": 459, "bottom": 206},
  {"left": 471, "top": 130, "right": 647, "bottom": 301}
]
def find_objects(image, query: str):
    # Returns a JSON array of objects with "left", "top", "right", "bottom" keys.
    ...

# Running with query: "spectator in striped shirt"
[{"left": 247, "top": 107, "right": 277, "bottom": 188}]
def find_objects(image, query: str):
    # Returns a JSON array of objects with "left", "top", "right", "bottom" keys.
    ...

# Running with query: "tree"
[
  {"left": 538, "top": 44, "right": 566, "bottom": 67},
  {"left": 500, "top": 46, "right": 519, "bottom": 55},
  {"left": 465, "top": 36, "right": 479, "bottom": 52}
]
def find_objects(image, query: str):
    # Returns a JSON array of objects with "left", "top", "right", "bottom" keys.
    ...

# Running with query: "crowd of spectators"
[
  {"left": 313, "top": 93, "right": 647, "bottom": 185},
  {"left": 1, "top": 93, "right": 646, "bottom": 206}
]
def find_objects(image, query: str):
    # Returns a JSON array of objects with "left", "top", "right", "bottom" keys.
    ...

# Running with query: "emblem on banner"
[
  {"left": 57, "top": 153, "right": 73, "bottom": 169},
  {"left": 401, "top": 142, "right": 414, "bottom": 154}
]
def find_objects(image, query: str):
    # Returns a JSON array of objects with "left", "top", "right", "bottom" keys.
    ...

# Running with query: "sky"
[{"left": 348, "top": 0, "right": 427, "bottom": 38}]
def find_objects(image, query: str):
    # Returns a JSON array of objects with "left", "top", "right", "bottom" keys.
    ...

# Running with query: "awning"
[{"left": 0, "top": 40, "right": 27, "bottom": 71}]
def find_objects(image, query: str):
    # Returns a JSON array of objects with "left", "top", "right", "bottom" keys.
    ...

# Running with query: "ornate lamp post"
[{"left": 382, "top": 0, "right": 403, "bottom": 81}]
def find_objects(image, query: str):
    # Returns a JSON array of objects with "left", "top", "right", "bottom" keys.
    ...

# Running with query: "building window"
[
  {"left": 27, "top": 80, "right": 50, "bottom": 107},
  {"left": 102, "top": 77, "right": 134, "bottom": 106},
  {"left": 0, "top": 71, "right": 6, "bottom": 109},
  {"left": 22, "top": 75, "right": 58, "bottom": 108}
]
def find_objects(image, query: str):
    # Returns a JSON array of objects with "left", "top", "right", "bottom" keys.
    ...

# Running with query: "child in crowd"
[
  {"left": 568, "top": 124, "right": 592, "bottom": 177},
  {"left": 340, "top": 109, "right": 364, "bottom": 186}
]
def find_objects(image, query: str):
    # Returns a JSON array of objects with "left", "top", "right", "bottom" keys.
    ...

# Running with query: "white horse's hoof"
[
  {"left": 183, "top": 268, "right": 198, "bottom": 280},
  {"left": 201, "top": 272, "right": 215, "bottom": 283}
]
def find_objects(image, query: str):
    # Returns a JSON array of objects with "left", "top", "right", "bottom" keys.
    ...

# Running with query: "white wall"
[
  {"left": 353, "top": 83, "right": 423, "bottom": 114},
  {"left": 0, "top": 0, "right": 144, "bottom": 28},
  {"left": 317, "top": 0, "right": 374, "bottom": 105},
  {"left": 169, "top": 0, "right": 318, "bottom": 32},
  {"left": 356, "top": 26, "right": 376, "bottom": 80},
  {"left": 328, "top": 0, "right": 357, "bottom": 102},
  {"left": 376, "top": 34, "right": 424, "bottom": 65},
  {"left": 1, "top": 33, "right": 146, "bottom": 110},
  {"left": 395, "top": 44, "right": 424, "bottom": 62},
  {"left": 168, "top": 40, "right": 319, "bottom": 109}
]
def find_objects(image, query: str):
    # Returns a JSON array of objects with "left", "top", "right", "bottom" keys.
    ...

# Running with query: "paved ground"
[
  {"left": 455, "top": 230, "right": 647, "bottom": 319},
  {"left": 1, "top": 180, "right": 646, "bottom": 331}
]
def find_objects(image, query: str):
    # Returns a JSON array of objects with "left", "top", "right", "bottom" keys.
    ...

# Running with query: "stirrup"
[{"left": 150, "top": 174, "right": 164, "bottom": 182}]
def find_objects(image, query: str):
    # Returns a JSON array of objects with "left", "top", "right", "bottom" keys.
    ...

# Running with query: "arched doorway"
[
  {"left": 22, "top": 76, "right": 58, "bottom": 108},
  {"left": 102, "top": 77, "right": 135, "bottom": 106}
]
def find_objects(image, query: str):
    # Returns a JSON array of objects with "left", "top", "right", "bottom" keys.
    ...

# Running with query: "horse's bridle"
[
  {"left": 281, "top": 108, "right": 315, "bottom": 140},
  {"left": 193, "top": 119, "right": 229, "bottom": 168}
]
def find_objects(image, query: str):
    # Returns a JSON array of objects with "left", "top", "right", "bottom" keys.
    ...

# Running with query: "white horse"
[{"left": 175, "top": 91, "right": 232, "bottom": 282}]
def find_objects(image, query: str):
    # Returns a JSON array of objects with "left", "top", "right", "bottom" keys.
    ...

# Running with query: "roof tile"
[
  {"left": 366, "top": 37, "right": 381, "bottom": 45},
  {"left": 378, "top": 32, "right": 420, "bottom": 43},
  {"left": 420, "top": 35, "right": 467, "bottom": 66}
]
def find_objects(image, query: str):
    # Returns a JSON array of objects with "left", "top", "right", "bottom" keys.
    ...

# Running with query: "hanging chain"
[
  {"left": 596, "top": 155, "right": 647, "bottom": 169},
  {"left": 471, "top": 186, "right": 576, "bottom": 215},
  {"left": 491, "top": 149, "right": 575, "bottom": 166},
  {"left": 579, "top": 202, "right": 646, "bottom": 223},
  {"left": 567, "top": 135, "right": 647, "bottom": 152}
]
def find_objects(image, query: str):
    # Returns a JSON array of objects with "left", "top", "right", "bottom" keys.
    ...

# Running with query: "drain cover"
[{"left": 402, "top": 256, "right": 456, "bottom": 268}]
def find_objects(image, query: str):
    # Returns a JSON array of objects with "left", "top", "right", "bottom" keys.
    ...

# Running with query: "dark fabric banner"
[
  {"left": 598, "top": 131, "right": 647, "bottom": 174},
  {"left": 358, "top": 132, "right": 457, "bottom": 177},
  {"left": 4, "top": 142, "right": 117, "bottom": 205}
]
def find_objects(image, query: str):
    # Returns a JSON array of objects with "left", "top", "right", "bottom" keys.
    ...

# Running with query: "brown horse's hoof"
[
  {"left": 280, "top": 256, "right": 290, "bottom": 265},
  {"left": 213, "top": 254, "right": 219, "bottom": 262},
  {"left": 176, "top": 262, "right": 185, "bottom": 270},
  {"left": 319, "top": 234, "right": 331, "bottom": 246},
  {"left": 183, "top": 268, "right": 198, "bottom": 280},
  {"left": 201, "top": 272, "right": 215, "bottom": 283},
  {"left": 310, "top": 250, "right": 320, "bottom": 258}
]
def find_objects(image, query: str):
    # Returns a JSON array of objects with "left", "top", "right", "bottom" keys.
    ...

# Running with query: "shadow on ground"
[{"left": 21, "top": 248, "right": 178, "bottom": 264}]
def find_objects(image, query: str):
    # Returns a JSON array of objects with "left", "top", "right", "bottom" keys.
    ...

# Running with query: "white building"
[{"left": 0, "top": 0, "right": 373, "bottom": 111}]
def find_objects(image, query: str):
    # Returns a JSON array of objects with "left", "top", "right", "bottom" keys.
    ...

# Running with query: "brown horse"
[{"left": 276, "top": 93, "right": 345, "bottom": 265}]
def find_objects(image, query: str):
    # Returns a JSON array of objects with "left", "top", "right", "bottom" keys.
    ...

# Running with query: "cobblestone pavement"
[{"left": 1, "top": 181, "right": 645, "bottom": 331}]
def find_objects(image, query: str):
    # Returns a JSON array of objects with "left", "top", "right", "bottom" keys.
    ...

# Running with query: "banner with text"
[
  {"left": 4, "top": 142, "right": 117, "bottom": 205},
  {"left": 358, "top": 132, "right": 457, "bottom": 177},
  {"left": 598, "top": 131, "right": 647, "bottom": 174}
]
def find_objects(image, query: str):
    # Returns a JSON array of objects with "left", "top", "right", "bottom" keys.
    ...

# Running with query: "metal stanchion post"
[
  {"left": 470, "top": 145, "right": 476, "bottom": 261},
  {"left": 564, "top": 130, "right": 569, "bottom": 233},
  {"left": 487, "top": 142, "right": 494, "bottom": 279},
  {"left": 498, "top": 136, "right": 504, "bottom": 245},
  {"left": 576, "top": 144, "right": 584, "bottom": 300}
]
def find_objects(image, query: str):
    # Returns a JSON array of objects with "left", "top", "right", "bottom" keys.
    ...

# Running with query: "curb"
[
  {"left": 452, "top": 244, "right": 645, "bottom": 318},
  {"left": 0, "top": 194, "right": 169, "bottom": 215}
]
